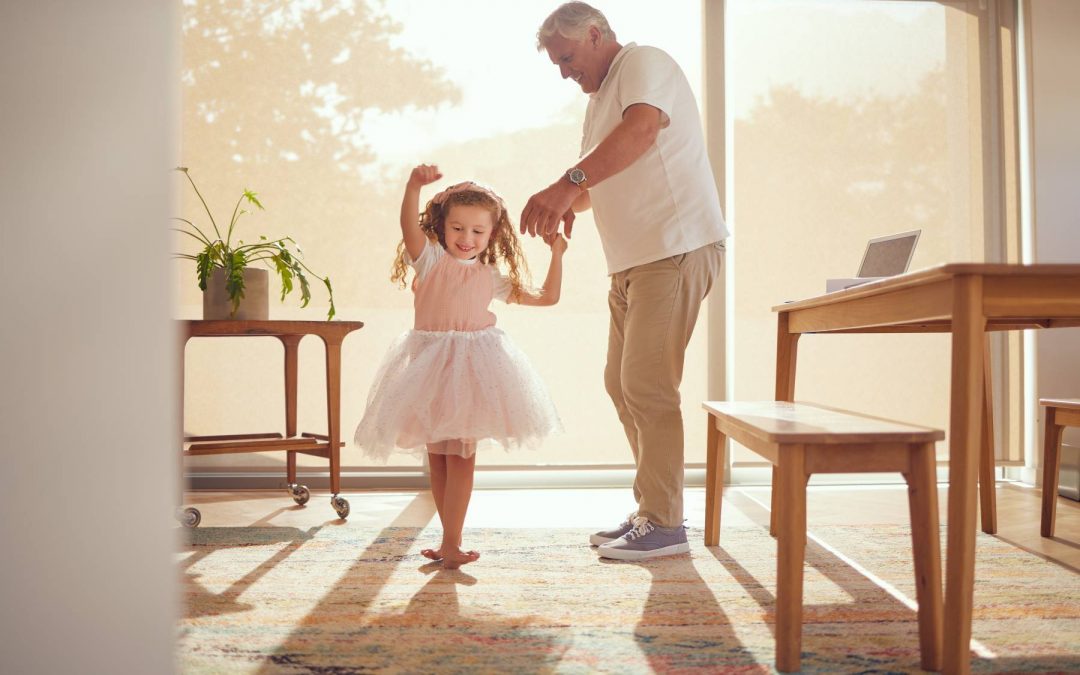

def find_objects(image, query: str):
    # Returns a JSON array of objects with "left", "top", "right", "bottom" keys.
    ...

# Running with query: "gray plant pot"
[{"left": 202, "top": 267, "right": 269, "bottom": 320}]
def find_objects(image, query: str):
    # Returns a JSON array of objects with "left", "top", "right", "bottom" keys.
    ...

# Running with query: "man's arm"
[
  {"left": 520, "top": 103, "right": 663, "bottom": 238},
  {"left": 575, "top": 103, "right": 662, "bottom": 191}
]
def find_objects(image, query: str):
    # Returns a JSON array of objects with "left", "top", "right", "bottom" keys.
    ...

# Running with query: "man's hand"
[{"left": 520, "top": 179, "right": 579, "bottom": 239}]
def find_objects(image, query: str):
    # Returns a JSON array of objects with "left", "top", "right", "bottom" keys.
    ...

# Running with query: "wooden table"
[
  {"left": 179, "top": 320, "right": 363, "bottom": 523},
  {"left": 772, "top": 263, "right": 1080, "bottom": 674}
]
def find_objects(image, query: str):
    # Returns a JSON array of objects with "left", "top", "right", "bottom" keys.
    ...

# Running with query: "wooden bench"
[
  {"left": 1040, "top": 398, "right": 1080, "bottom": 538},
  {"left": 703, "top": 401, "right": 945, "bottom": 673}
]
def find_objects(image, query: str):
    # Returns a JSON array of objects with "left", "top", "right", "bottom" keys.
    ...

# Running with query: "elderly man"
[{"left": 521, "top": 2, "right": 729, "bottom": 561}]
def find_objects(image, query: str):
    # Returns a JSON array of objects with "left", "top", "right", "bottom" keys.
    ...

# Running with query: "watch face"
[{"left": 569, "top": 168, "right": 585, "bottom": 184}]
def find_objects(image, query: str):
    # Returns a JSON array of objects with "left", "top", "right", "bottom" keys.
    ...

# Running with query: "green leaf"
[
  {"left": 272, "top": 253, "right": 294, "bottom": 301},
  {"left": 225, "top": 250, "right": 248, "bottom": 315},
  {"left": 196, "top": 251, "right": 213, "bottom": 291},
  {"left": 243, "top": 189, "right": 264, "bottom": 210},
  {"left": 295, "top": 265, "right": 312, "bottom": 308},
  {"left": 323, "top": 277, "right": 336, "bottom": 321}
]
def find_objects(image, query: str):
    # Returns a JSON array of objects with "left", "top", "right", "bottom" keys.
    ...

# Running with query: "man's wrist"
[
  {"left": 555, "top": 177, "right": 581, "bottom": 197},
  {"left": 565, "top": 167, "right": 588, "bottom": 192}
]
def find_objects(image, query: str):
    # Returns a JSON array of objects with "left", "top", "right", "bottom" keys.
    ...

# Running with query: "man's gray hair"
[{"left": 536, "top": 2, "right": 616, "bottom": 51}]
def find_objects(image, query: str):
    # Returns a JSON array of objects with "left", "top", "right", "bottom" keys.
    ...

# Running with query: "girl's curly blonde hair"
[{"left": 391, "top": 189, "right": 532, "bottom": 302}]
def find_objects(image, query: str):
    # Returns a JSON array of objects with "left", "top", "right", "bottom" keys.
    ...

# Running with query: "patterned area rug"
[{"left": 178, "top": 524, "right": 1080, "bottom": 673}]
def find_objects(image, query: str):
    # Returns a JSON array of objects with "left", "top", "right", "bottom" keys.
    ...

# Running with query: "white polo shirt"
[{"left": 581, "top": 43, "right": 729, "bottom": 275}]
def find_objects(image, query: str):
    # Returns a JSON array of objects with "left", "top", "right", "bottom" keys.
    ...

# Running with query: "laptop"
[{"left": 826, "top": 229, "right": 921, "bottom": 293}]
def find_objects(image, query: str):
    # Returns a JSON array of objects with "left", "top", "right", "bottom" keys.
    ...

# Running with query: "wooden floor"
[{"left": 184, "top": 481, "right": 1080, "bottom": 571}]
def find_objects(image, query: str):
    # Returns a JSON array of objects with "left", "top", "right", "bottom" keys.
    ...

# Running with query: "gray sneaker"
[
  {"left": 589, "top": 512, "right": 637, "bottom": 546},
  {"left": 596, "top": 516, "right": 690, "bottom": 561}
]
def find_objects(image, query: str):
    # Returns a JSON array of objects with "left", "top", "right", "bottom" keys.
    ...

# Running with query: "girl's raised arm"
[
  {"left": 515, "top": 233, "right": 567, "bottom": 307},
  {"left": 400, "top": 164, "right": 442, "bottom": 261}
]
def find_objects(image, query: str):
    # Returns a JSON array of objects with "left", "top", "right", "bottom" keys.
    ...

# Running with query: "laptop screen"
[{"left": 857, "top": 230, "right": 920, "bottom": 277}]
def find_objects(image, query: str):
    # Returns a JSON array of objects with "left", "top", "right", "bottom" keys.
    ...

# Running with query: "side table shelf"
[{"left": 178, "top": 320, "right": 364, "bottom": 526}]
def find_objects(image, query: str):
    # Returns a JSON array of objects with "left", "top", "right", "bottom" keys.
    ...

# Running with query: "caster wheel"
[
  {"left": 180, "top": 507, "right": 201, "bottom": 528},
  {"left": 289, "top": 484, "right": 311, "bottom": 506},
  {"left": 331, "top": 495, "right": 350, "bottom": 520}
]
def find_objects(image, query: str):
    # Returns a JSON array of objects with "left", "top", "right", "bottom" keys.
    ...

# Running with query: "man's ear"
[{"left": 588, "top": 25, "right": 601, "bottom": 47}]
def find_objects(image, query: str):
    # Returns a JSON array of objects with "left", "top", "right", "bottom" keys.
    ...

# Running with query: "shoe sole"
[
  {"left": 589, "top": 534, "right": 619, "bottom": 546},
  {"left": 596, "top": 541, "right": 690, "bottom": 561}
]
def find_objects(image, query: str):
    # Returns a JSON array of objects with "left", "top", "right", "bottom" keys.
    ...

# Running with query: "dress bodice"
[{"left": 413, "top": 252, "right": 497, "bottom": 332}]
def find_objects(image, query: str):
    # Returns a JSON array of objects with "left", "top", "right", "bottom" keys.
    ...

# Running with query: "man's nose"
[{"left": 559, "top": 64, "right": 571, "bottom": 79}]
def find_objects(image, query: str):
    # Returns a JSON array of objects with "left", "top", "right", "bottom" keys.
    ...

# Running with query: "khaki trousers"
[{"left": 605, "top": 241, "right": 724, "bottom": 528}]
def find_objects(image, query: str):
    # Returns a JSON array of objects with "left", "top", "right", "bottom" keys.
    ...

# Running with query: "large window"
[
  {"left": 178, "top": 1, "right": 709, "bottom": 476},
  {"left": 725, "top": 0, "right": 1021, "bottom": 472}
]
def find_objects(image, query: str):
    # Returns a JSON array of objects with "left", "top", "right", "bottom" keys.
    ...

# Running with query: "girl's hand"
[
  {"left": 543, "top": 232, "right": 568, "bottom": 255},
  {"left": 408, "top": 164, "right": 442, "bottom": 189}
]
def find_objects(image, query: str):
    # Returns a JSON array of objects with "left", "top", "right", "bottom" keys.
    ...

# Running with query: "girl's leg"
[
  {"left": 440, "top": 440, "right": 479, "bottom": 569},
  {"left": 422, "top": 444, "right": 448, "bottom": 561}
]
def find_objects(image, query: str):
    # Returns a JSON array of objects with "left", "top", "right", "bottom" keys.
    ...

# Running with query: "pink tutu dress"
[{"left": 353, "top": 242, "right": 562, "bottom": 461}]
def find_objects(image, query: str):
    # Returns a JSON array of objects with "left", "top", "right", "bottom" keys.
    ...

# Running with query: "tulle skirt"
[{"left": 353, "top": 327, "right": 562, "bottom": 461}]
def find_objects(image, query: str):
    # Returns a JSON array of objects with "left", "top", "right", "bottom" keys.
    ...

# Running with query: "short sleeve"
[
  {"left": 490, "top": 267, "right": 512, "bottom": 303},
  {"left": 618, "top": 47, "right": 678, "bottom": 127},
  {"left": 407, "top": 241, "right": 444, "bottom": 284}
]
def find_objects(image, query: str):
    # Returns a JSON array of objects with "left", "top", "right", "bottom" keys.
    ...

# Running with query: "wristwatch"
[{"left": 565, "top": 167, "right": 588, "bottom": 191}]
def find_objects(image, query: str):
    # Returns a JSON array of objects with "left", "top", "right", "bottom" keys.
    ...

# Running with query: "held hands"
[
  {"left": 543, "top": 231, "right": 568, "bottom": 256},
  {"left": 520, "top": 179, "right": 578, "bottom": 240},
  {"left": 408, "top": 163, "right": 443, "bottom": 189}
]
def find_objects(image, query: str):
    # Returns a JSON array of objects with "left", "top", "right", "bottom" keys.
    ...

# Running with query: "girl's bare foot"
[
  {"left": 420, "top": 548, "right": 442, "bottom": 561},
  {"left": 420, "top": 536, "right": 466, "bottom": 562},
  {"left": 440, "top": 549, "right": 480, "bottom": 570}
]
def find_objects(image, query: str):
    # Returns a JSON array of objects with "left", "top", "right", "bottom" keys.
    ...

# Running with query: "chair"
[{"left": 1039, "top": 398, "right": 1080, "bottom": 537}]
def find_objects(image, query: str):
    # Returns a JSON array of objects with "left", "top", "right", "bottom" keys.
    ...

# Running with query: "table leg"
[
  {"left": 323, "top": 337, "right": 343, "bottom": 496},
  {"left": 943, "top": 275, "right": 985, "bottom": 675},
  {"left": 280, "top": 335, "right": 301, "bottom": 485},
  {"left": 773, "top": 312, "right": 800, "bottom": 537},
  {"left": 1041, "top": 409, "right": 1062, "bottom": 538},
  {"left": 979, "top": 337, "right": 997, "bottom": 534},
  {"left": 775, "top": 312, "right": 800, "bottom": 402}
]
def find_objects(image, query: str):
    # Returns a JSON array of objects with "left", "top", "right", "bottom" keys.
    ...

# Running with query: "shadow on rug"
[{"left": 178, "top": 523, "right": 1080, "bottom": 674}]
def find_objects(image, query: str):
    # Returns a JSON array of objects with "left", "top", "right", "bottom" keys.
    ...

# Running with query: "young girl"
[{"left": 354, "top": 164, "right": 566, "bottom": 569}]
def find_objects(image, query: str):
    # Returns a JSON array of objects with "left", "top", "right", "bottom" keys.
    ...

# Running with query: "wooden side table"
[
  {"left": 1039, "top": 398, "right": 1080, "bottom": 538},
  {"left": 178, "top": 320, "right": 363, "bottom": 525}
]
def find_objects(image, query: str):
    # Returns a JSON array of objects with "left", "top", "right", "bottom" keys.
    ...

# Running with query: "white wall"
[
  {"left": 1029, "top": 0, "right": 1080, "bottom": 466},
  {"left": 0, "top": 2, "right": 178, "bottom": 673}
]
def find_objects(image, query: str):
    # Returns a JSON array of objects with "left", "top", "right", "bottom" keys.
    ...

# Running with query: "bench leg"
[
  {"left": 979, "top": 337, "right": 997, "bottom": 534},
  {"left": 906, "top": 442, "right": 943, "bottom": 671},
  {"left": 705, "top": 415, "right": 726, "bottom": 546},
  {"left": 770, "top": 466, "right": 778, "bottom": 537},
  {"left": 1041, "top": 409, "right": 1062, "bottom": 538},
  {"left": 775, "top": 447, "right": 806, "bottom": 673}
]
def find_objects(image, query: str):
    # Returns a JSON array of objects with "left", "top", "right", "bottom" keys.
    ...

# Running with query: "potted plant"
[{"left": 173, "top": 167, "right": 336, "bottom": 320}]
